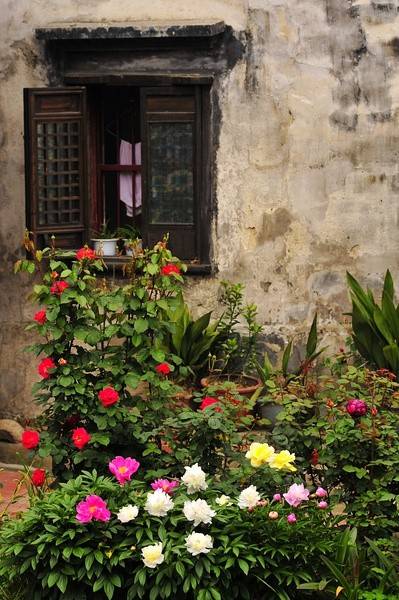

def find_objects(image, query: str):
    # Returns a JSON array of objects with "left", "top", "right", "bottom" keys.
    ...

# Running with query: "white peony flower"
[
  {"left": 141, "top": 542, "right": 164, "bottom": 568},
  {"left": 145, "top": 489, "right": 174, "bottom": 517},
  {"left": 183, "top": 499, "right": 216, "bottom": 526},
  {"left": 117, "top": 504, "right": 139, "bottom": 523},
  {"left": 238, "top": 485, "right": 261, "bottom": 509},
  {"left": 185, "top": 532, "right": 213, "bottom": 556},
  {"left": 181, "top": 463, "right": 208, "bottom": 494},
  {"left": 215, "top": 494, "right": 232, "bottom": 506}
]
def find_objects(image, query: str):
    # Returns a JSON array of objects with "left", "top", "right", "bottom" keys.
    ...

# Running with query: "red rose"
[
  {"left": 34, "top": 310, "right": 47, "bottom": 325},
  {"left": 98, "top": 386, "right": 119, "bottom": 407},
  {"left": 155, "top": 362, "right": 171, "bottom": 376},
  {"left": 76, "top": 247, "right": 96, "bottom": 261},
  {"left": 21, "top": 430, "right": 40, "bottom": 449},
  {"left": 50, "top": 280, "right": 69, "bottom": 296},
  {"left": 200, "top": 396, "right": 222, "bottom": 413},
  {"left": 31, "top": 468, "right": 46, "bottom": 487},
  {"left": 72, "top": 427, "right": 91, "bottom": 450},
  {"left": 38, "top": 357, "right": 55, "bottom": 379},
  {"left": 161, "top": 264, "right": 181, "bottom": 276}
]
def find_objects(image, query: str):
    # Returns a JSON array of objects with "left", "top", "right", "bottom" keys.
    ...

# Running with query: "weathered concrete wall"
[{"left": 2, "top": 0, "right": 399, "bottom": 417}]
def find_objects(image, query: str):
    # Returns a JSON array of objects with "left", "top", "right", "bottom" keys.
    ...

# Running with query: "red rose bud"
[
  {"left": 346, "top": 398, "right": 368, "bottom": 418},
  {"left": 160, "top": 264, "right": 181, "bottom": 276},
  {"left": 76, "top": 247, "right": 96, "bottom": 261},
  {"left": 50, "top": 271, "right": 59, "bottom": 279},
  {"left": 31, "top": 468, "right": 46, "bottom": 487},
  {"left": 34, "top": 310, "right": 47, "bottom": 325},
  {"left": 326, "top": 399, "right": 335, "bottom": 409},
  {"left": 98, "top": 386, "right": 120, "bottom": 407},
  {"left": 371, "top": 407, "right": 378, "bottom": 416},
  {"left": 72, "top": 427, "right": 91, "bottom": 450},
  {"left": 21, "top": 430, "right": 40, "bottom": 449},
  {"left": 200, "top": 396, "right": 222, "bottom": 413},
  {"left": 310, "top": 448, "right": 319, "bottom": 466},
  {"left": 155, "top": 362, "right": 171, "bottom": 376},
  {"left": 38, "top": 357, "right": 56, "bottom": 379},
  {"left": 50, "top": 280, "right": 69, "bottom": 296},
  {"left": 58, "top": 358, "right": 67, "bottom": 366}
]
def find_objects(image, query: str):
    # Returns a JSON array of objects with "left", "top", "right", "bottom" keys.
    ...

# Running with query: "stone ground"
[{"left": 0, "top": 468, "right": 29, "bottom": 516}]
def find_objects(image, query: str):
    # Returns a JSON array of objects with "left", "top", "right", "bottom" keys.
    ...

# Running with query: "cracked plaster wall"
[{"left": 1, "top": 0, "right": 399, "bottom": 417}]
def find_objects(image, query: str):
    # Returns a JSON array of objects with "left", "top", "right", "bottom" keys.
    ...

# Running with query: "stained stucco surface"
[{"left": 1, "top": 0, "right": 399, "bottom": 416}]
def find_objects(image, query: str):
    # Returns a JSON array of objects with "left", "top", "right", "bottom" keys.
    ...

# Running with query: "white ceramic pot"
[{"left": 91, "top": 239, "right": 118, "bottom": 257}]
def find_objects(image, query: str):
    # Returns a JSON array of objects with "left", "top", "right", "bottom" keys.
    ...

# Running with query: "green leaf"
[
  {"left": 306, "top": 313, "right": 318, "bottom": 357},
  {"left": 282, "top": 340, "right": 293, "bottom": 377},
  {"left": 134, "top": 319, "right": 148, "bottom": 334}
]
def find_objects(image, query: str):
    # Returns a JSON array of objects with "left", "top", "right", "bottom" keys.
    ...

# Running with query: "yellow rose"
[
  {"left": 245, "top": 442, "right": 275, "bottom": 468},
  {"left": 269, "top": 450, "right": 296, "bottom": 472}
]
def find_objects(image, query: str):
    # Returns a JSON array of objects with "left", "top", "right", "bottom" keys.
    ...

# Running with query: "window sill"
[{"left": 101, "top": 255, "right": 212, "bottom": 276}]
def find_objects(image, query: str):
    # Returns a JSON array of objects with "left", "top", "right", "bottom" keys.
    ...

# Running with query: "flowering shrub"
[
  {"left": 269, "top": 360, "right": 399, "bottom": 537},
  {"left": 17, "top": 241, "right": 187, "bottom": 480},
  {"left": 0, "top": 462, "right": 338, "bottom": 599}
]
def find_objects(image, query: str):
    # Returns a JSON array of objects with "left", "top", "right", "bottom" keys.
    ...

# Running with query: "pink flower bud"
[
  {"left": 317, "top": 501, "right": 328, "bottom": 509},
  {"left": 315, "top": 487, "right": 327, "bottom": 498},
  {"left": 273, "top": 493, "right": 282, "bottom": 502},
  {"left": 287, "top": 513, "right": 297, "bottom": 524},
  {"left": 268, "top": 511, "right": 279, "bottom": 520}
]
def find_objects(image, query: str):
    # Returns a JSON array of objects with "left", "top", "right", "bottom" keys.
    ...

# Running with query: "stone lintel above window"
[{"left": 35, "top": 21, "right": 226, "bottom": 41}]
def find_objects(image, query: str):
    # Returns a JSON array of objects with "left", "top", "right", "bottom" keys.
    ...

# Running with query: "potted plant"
[
  {"left": 256, "top": 313, "right": 326, "bottom": 424},
  {"left": 90, "top": 222, "right": 118, "bottom": 256},
  {"left": 200, "top": 282, "right": 262, "bottom": 399},
  {"left": 115, "top": 225, "right": 142, "bottom": 257}
]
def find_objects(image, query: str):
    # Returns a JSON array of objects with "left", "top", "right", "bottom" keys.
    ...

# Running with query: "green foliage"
[
  {"left": 256, "top": 313, "right": 326, "bottom": 386},
  {"left": 164, "top": 295, "right": 219, "bottom": 377},
  {"left": 16, "top": 240, "right": 187, "bottom": 480},
  {"left": 0, "top": 469, "right": 339, "bottom": 600},
  {"left": 298, "top": 528, "right": 399, "bottom": 599},
  {"left": 347, "top": 270, "right": 399, "bottom": 376},
  {"left": 269, "top": 360, "right": 399, "bottom": 538},
  {"left": 213, "top": 282, "right": 262, "bottom": 375}
]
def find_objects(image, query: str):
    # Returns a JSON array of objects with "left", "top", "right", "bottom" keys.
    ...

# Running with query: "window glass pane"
[
  {"left": 148, "top": 122, "right": 194, "bottom": 225},
  {"left": 36, "top": 119, "right": 81, "bottom": 226}
]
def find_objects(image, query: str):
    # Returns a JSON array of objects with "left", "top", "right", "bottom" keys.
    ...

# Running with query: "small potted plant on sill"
[
  {"left": 200, "top": 281, "right": 262, "bottom": 400},
  {"left": 91, "top": 222, "right": 118, "bottom": 256},
  {"left": 115, "top": 225, "right": 143, "bottom": 257}
]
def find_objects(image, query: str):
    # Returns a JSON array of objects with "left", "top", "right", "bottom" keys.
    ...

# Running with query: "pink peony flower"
[
  {"left": 287, "top": 513, "right": 297, "bottom": 524},
  {"left": 283, "top": 483, "right": 310, "bottom": 507},
  {"left": 315, "top": 487, "right": 327, "bottom": 498},
  {"left": 318, "top": 501, "right": 328, "bottom": 509},
  {"left": 76, "top": 495, "right": 111, "bottom": 523},
  {"left": 109, "top": 456, "right": 140, "bottom": 485},
  {"left": 151, "top": 478, "right": 179, "bottom": 495},
  {"left": 273, "top": 493, "right": 282, "bottom": 502},
  {"left": 346, "top": 398, "right": 367, "bottom": 418}
]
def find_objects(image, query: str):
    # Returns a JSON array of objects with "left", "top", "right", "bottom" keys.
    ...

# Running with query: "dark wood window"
[
  {"left": 24, "top": 88, "right": 88, "bottom": 249},
  {"left": 24, "top": 83, "right": 210, "bottom": 263}
]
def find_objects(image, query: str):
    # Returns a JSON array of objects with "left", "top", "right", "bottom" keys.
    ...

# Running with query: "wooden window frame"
[{"left": 24, "top": 81, "right": 212, "bottom": 267}]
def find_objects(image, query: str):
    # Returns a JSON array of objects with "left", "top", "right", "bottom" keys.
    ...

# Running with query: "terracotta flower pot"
[{"left": 200, "top": 374, "right": 262, "bottom": 399}]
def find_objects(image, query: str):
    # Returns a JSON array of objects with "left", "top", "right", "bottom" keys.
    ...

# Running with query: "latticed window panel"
[{"left": 36, "top": 121, "right": 82, "bottom": 226}]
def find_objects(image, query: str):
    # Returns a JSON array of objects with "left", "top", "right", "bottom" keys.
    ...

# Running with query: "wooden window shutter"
[
  {"left": 24, "top": 87, "right": 88, "bottom": 249},
  {"left": 140, "top": 86, "right": 206, "bottom": 262}
]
